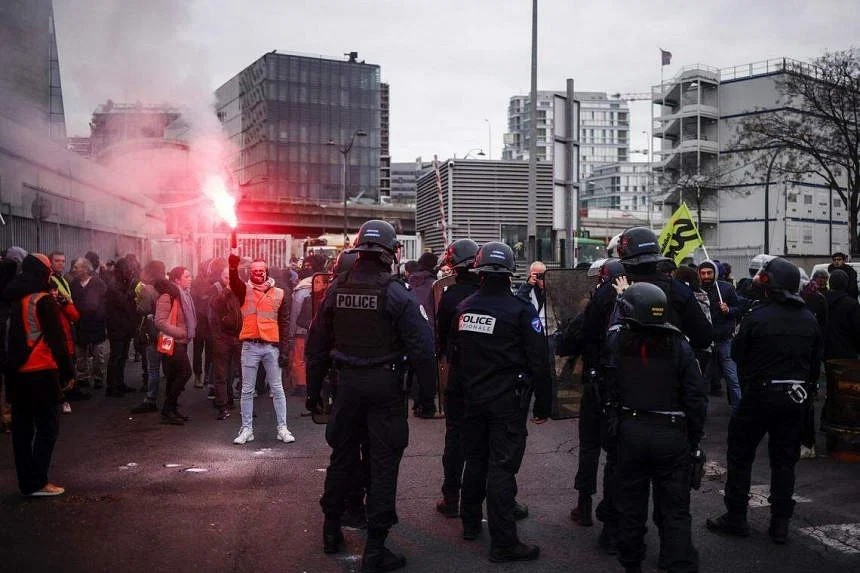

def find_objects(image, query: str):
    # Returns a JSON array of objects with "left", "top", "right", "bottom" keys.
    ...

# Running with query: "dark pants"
[
  {"left": 106, "top": 338, "right": 131, "bottom": 390},
  {"left": 724, "top": 384, "right": 804, "bottom": 519},
  {"left": 617, "top": 417, "right": 697, "bottom": 573},
  {"left": 10, "top": 372, "right": 61, "bottom": 495},
  {"left": 461, "top": 392, "right": 527, "bottom": 548},
  {"left": 440, "top": 392, "right": 466, "bottom": 500},
  {"left": 321, "top": 366, "right": 407, "bottom": 532},
  {"left": 211, "top": 333, "right": 239, "bottom": 408},
  {"left": 163, "top": 343, "right": 191, "bottom": 412},
  {"left": 192, "top": 319, "right": 209, "bottom": 378},
  {"left": 595, "top": 421, "right": 619, "bottom": 529},
  {"left": 574, "top": 382, "right": 603, "bottom": 495}
]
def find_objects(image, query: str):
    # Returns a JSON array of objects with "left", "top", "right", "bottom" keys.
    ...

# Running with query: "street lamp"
[
  {"left": 461, "top": 148, "right": 486, "bottom": 159},
  {"left": 328, "top": 129, "right": 368, "bottom": 242}
]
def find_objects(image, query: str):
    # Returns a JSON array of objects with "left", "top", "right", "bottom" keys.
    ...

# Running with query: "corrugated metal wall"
[{"left": 1, "top": 215, "right": 146, "bottom": 261}]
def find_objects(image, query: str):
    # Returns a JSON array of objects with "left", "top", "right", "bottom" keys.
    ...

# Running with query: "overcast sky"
[{"left": 54, "top": 0, "right": 856, "bottom": 163}]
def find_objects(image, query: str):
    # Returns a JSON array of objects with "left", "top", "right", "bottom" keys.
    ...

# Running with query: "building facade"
[
  {"left": 215, "top": 51, "right": 383, "bottom": 206},
  {"left": 503, "top": 91, "right": 629, "bottom": 179},
  {"left": 652, "top": 58, "right": 850, "bottom": 264},
  {"left": 582, "top": 161, "right": 657, "bottom": 215}
]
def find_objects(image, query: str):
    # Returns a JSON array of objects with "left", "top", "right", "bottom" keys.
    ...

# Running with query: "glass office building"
[{"left": 216, "top": 52, "right": 382, "bottom": 203}]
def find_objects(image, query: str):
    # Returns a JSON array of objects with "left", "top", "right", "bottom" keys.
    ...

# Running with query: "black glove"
[
  {"left": 278, "top": 354, "right": 289, "bottom": 368},
  {"left": 228, "top": 254, "right": 241, "bottom": 269},
  {"left": 690, "top": 447, "right": 706, "bottom": 490},
  {"left": 305, "top": 394, "right": 321, "bottom": 413}
]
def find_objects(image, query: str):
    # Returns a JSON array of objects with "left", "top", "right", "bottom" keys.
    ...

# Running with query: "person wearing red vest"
[
  {"left": 4, "top": 253, "right": 75, "bottom": 497},
  {"left": 228, "top": 255, "right": 291, "bottom": 445}
]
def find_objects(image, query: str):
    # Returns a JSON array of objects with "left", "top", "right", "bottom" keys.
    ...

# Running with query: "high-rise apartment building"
[
  {"left": 652, "top": 58, "right": 850, "bottom": 262},
  {"left": 215, "top": 51, "right": 384, "bottom": 206},
  {"left": 503, "top": 91, "right": 629, "bottom": 178}
]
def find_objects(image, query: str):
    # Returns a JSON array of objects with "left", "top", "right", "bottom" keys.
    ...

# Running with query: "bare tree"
[{"left": 733, "top": 50, "right": 860, "bottom": 253}]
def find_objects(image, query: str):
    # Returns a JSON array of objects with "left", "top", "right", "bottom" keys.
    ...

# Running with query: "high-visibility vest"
[
  {"left": 239, "top": 285, "right": 285, "bottom": 342},
  {"left": 20, "top": 292, "right": 59, "bottom": 373}
]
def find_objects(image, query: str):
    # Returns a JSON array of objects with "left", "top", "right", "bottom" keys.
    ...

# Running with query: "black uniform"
[
  {"left": 435, "top": 270, "right": 480, "bottom": 505},
  {"left": 604, "top": 325, "right": 707, "bottom": 572},
  {"left": 723, "top": 299, "right": 821, "bottom": 522},
  {"left": 306, "top": 256, "right": 434, "bottom": 534},
  {"left": 450, "top": 278, "right": 551, "bottom": 549}
]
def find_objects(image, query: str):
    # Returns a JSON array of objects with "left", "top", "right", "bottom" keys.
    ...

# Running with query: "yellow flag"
[{"left": 657, "top": 203, "right": 704, "bottom": 265}]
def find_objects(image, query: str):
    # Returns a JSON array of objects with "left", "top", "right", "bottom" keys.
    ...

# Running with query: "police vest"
[
  {"left": 616, "top": 327, "right": 683, "bottom": 413},
  {"left": 239, "top": 285, "right": 285, "bottom": 342},
  {"left": 19, "top": 292, "right": 59, "bottom": 373},
  {"left": 332, "top": 271, "right": 397, "bottom": 361}
]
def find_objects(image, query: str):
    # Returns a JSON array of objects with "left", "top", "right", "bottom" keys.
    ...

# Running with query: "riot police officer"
[
  {"left": 571, "top": 258, "right": 625, "bottom": 527},
  {"left": 605, "top": 282, "right": 707, "bottom": 573},
  {"left": 450, "top": 242, "right": 551, "bottom": 563},
  {"left": 434, "top": 238, "right": 481, "bottom": 517},
  {"left": 306, "top": 220, "right": 434, "bottom": 572},
  {"left": 707, "top": 257, "right": 822, "bottom": 545}
]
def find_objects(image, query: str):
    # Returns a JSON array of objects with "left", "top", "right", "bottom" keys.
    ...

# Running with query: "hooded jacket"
[
  {"left": 4, "top": 255, "right": 75, "bottom": 399},
  {"left": 698, "top": 260, "right": 741, "bottom": 341},
  {"left": 824, "top": 270, "right": 860, "bottom": 360},
  {"left": 104, "top": 258, "right": 139, "bottom": 339}
]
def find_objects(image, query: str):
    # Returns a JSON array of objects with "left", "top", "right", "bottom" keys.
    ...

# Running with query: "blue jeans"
[
  {"left": 145, "top": 344, "right": 163, "bottom": 403},
  {"left": 716, "top": 339, "right": 741, "bottom": 413},
  {"left": 240, "top": 341, "right": 286, "bottom": 429}
]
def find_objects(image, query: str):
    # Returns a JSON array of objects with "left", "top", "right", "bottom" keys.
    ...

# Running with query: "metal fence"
[{"left": 1, "top": 215, "right": 146, "bottom": 262}]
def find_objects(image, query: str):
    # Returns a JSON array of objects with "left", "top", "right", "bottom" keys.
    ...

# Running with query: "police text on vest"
[
  {"left": 459, "top": 313, "right": 496, "bottom": 334},
  {"left": 336, "top": 293, "right": 379, "bottom": 310}
]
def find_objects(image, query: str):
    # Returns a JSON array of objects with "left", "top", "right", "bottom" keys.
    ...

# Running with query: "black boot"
[
  {"left": 570, "top": 493, "right": 594, "bottom": 526},
  {"left": 323, "top": 518, "right": 344, "bottom": 554},
  {"left": 342, "top": 504, "right": 368, "bottom": 529},
  {"left": 435, "top": 495, "right": 459, "bottom": 517},
  {"left": 706, "top": 512, "right": 750, "bottom": 537},
  {"left": 598, "top": 525, "right": 619, "bottom": 555},
  {"left": 769, "top": 516, "right": 789, "bottom": 544},
  {"left": 488, "top": 542, "right": 540, "bottom": 563},
  {"left": 361, "top": 528, "right": 406, "bottom": 573}
]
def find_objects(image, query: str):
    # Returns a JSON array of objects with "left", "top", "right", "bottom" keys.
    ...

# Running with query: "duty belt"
[
  {"left": 620, "top": 409, "right": 686, "bottom": 425},
  {"left": 338, "top": 361, "right": 399, "bottom": 371},
  {"left": 747, "top": 379, "right": 808, "bottom": 404}
]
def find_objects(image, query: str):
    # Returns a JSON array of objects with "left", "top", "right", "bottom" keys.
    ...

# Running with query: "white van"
[{"left": 809, "top": 262, "right": 860, "bottom": 291}]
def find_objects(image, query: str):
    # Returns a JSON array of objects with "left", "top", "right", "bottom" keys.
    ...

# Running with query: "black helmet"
[
  {"left": 598, "top": 259, "right": 625, "bottom": 282},
  {"left": 473, "top": 241, "right": 516, "bottom": 275},
  {"left": 618, "top": 227, "right": 663, "bottom": 266},
  {"left": 443, "top": 239, "right": 480, "bottom": 270},
  {"left": 616, "top": 282, "right": 679, "bottom": 331},
  {"left": 755, "top": 257, "right": 803, "bottom": 302},
  {"left": 332, "top": 249, "right": 359, "bottom": 274},
  {"left": 354, "top": 220, "right": 400, "bottom": 254}
]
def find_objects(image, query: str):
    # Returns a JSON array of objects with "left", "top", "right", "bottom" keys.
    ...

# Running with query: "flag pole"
[{"left": 687, "top": 202, "right": 724, "bottom": 304}]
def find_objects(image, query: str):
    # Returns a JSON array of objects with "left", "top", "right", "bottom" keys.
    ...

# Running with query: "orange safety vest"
[
  {"left": 239, "top": 285, "right": 285, "bottom": 342},
  {"left": 20, "top": 292, "right": 59, "bottom": 373}
]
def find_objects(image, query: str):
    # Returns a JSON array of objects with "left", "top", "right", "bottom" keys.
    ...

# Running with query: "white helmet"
[
  {"left": 606, "top": 233, "right": 622, "bottom": 258},
  {"left": 588, "top": 258, "right": 608, "bottom": 277},
  {"left": 748, "top": 253, "right": 775, "bottom": 277}
]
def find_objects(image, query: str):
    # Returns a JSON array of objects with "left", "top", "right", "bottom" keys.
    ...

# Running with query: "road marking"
[
  {"left": 718, "top": 485, "right": 811, "bottom": 507},
  {"left": 797, "top": 523, "right": 860, "bottom": 555},
  {"left": 185, "top": 467, "right": 208, "bottom": 473}
]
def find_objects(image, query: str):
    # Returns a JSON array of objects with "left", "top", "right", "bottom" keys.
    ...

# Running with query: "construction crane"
[{"left": 611, "top": 92, "right": 651, "bottom": 101}]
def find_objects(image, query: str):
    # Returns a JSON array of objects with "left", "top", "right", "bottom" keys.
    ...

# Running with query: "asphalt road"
[{"left": 1, "top": 364, "right": 858, "bottom": 573}]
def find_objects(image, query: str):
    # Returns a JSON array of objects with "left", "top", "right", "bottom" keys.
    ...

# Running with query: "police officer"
[
  {"left": 617, "top": 227, "right": 713, "bottom": 351},
  {"left": 450, "top": 242, "right": 551, "bottom": 563},
  {"left": 571, "top": 258, "right": 625, "bottom": 528},
  {"left": 605, "top": 282, "right": 707, "bottom": 573},
  {"left": 707, "top": 257, "right": 822, "bottom": 545},
  {"left": 305, "top": 220, "right": 434, "bottom": 573},
  {"left": 434, "top": 238, "right": 481, "bottom": 517}
]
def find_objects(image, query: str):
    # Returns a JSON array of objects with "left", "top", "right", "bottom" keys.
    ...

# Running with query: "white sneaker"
[
  {"left": 276, "top": 426, "right": 295, "bottom": 443},
  {"left": 800, "top": 445, "right": 816, "bottom": 459},
  {"left": 233, "top": 427, "right": 254, "bottom": 444},
  {"left": 61, "top": 402, "right": 72, "bottom": 414}
]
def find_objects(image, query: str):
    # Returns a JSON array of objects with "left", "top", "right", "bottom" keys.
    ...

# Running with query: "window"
[
  {"left": 501, "top": 224, "right": 528, "bottom": 261},
  {"left": 803, "top": 194, "right": 813, "bottom": 205}
]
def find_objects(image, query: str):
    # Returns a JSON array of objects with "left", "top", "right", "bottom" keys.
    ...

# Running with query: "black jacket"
[
  {"left": 828, "top": 263, "right": 859, "bottom": 299},
  {"left": 104, "top": 258, "right": 138, "bottom": 340},
  {"left": 580, "top": 280, "right": 618, "bottom": 368},
  {"left": 449, "top": 278, "right": 552, "bottom": 418},
  {"left": 823, "top": 289, "right": 860, "bottom": 360},
  {"left": 701, "top": 280, "right": 741, "bottom": 341},
  {"left": 70, "top": 275, "right": 107, "bottom": 345},
  {"left": 4, "top": 255, "right": 75, "bottom": 401},
  {"left": 436, "top": 270, "right": 480, "bottom": 359}
]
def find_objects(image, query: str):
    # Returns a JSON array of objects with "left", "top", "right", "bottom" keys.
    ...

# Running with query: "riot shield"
[
  {"left": 431, "top": 273, "right": 457, "bottom": 415},
  {"left": 544, "top": 268, "right": 596, "bottom": 419}
]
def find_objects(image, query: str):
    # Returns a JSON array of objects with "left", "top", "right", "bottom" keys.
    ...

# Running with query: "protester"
[
  {"left": 154, "top": 267, "right": 195, "bottom": 425},
  {"left": 104, "top": 258, "right": 138, "bottom": 397},
  {"left": 130, "top": 260, "right": 166, "bottom": 415},
  {"left": 207, "top": 263, "right": 241, "bottom": 420},
  {"left": 70, "top": 257, "right": 108, "bottom": 390},
  {"left": 828, "top": 252, "right": 858, "bottom": 299},
  {"left": 698, "top": 260, "right": 742, "bottom": 409}
]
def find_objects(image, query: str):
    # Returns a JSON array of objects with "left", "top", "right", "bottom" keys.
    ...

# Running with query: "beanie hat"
[
  {"left": 418, "top": 252, "right": 437, "bottom": 272},
  {"left": 32, "top": 253, "right": 51, "bottom": 270}
]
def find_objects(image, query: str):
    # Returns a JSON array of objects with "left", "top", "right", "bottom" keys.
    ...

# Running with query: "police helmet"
[
  {"left": 599, "top": 259, "right": 625, "bottom": 282},
  {"left": 332, "top": 249, "right": 359, "bottom": 275},
  {"left": 607, "top": 233, "right": 622, "bottom": 258},
  {"left": 354, "top": 220, "right": 401, "bottom": 254},
  {"left": 747, "top": 253, "right": 775, "bottom": 277},
  {"left": 616, "top": 282, "right": 679, "bottom": 331},
  {"left": 443, "top": 239, "right": 480, "bottom": 270},
  {"left": 754, "top": 257, "right": 803, "bottom": 302},
  {"left": 588, "top": 258, "right": 608, "bottom": 277},
  {"left": 618, "top": 227, "right": 663, "bottom": 266},
  {"left": 473, "top": 241, "right": 516, "bottom": 275}
]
